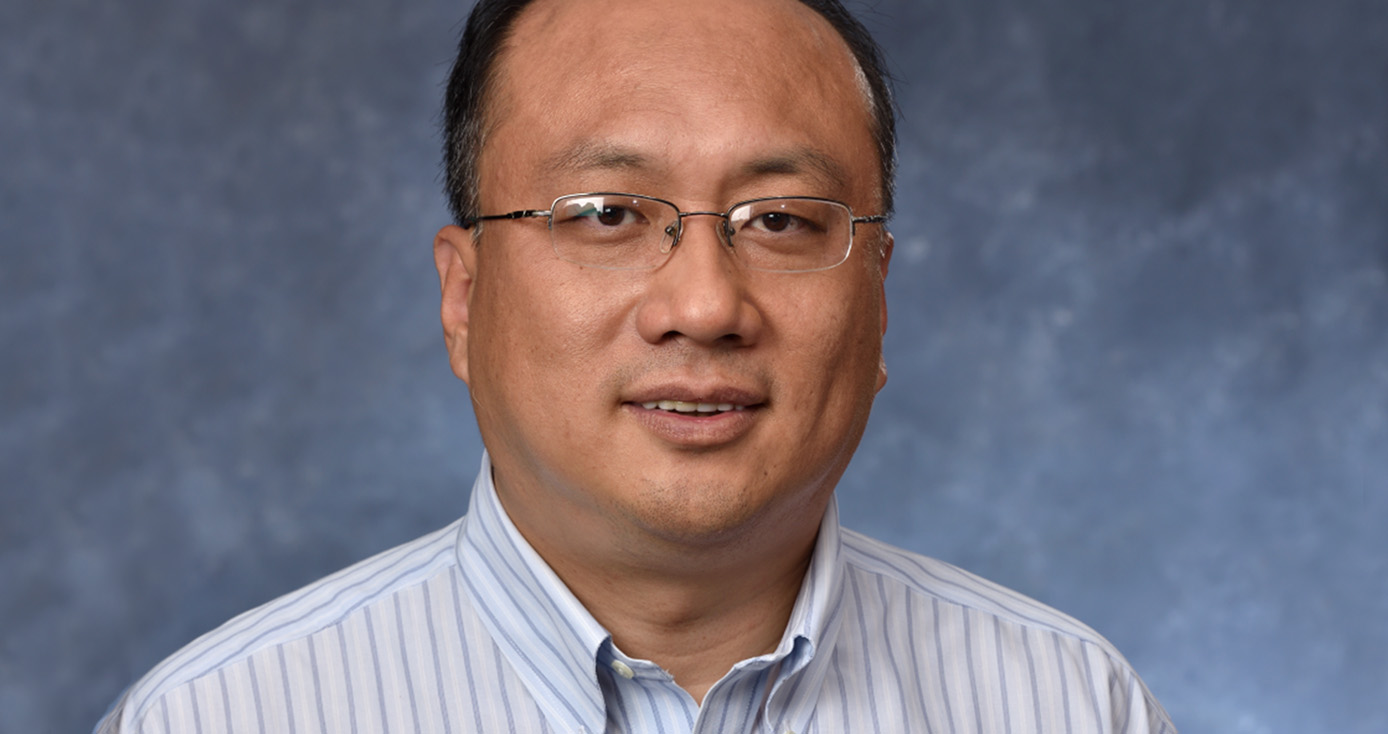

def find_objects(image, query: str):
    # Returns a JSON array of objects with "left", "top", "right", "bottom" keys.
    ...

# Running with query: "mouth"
[
  {"left": 624, "top": 387, "right": 763, "bottom": 445},
  {"left": 638, "top": 400, "right": 748, "bottom": 416}
]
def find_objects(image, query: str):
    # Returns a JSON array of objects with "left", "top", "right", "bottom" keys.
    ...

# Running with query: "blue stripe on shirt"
[{"left": 96, "top": 452, "right": 1174, "bottom": 734}]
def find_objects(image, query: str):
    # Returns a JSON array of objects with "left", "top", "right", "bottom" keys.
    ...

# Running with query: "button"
[{"left": 610, "top": 660, "right": 635, "bottom": 679}]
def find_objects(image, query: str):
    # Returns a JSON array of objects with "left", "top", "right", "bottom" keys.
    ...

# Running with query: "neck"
[
  {"left": 586, "top": 542, "right": 814, "bottom": 704},
  {"left": 496, "top": 478, "right": 828, "bottom": 705}
]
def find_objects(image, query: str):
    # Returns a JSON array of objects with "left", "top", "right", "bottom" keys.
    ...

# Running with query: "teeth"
[{"left": 639, "top": 400, "right": 747, "bottom": 413}]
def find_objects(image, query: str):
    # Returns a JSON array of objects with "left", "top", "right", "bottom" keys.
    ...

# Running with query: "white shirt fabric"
[{"left": 96, "top": 453, "right": 1175, "bottom": 733}]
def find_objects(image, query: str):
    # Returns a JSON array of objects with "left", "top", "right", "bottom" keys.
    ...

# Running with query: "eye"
[
  {"left": 752, "top": 211, "right": 796, "bottom": 232},
  {"left": 747, "top": 210, "right": 809, "bottom": 234},
  {"left": 594, "top": 205, "right": 636, "bottom": 227},
  {"left": 557, "top": 198, "right": 648, "bottom": 229}
]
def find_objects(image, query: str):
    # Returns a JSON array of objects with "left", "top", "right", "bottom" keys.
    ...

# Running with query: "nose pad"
[
  {"left": 719, "top": 220, "right": 736, "bottom": 249},
  {"left": 658, "top": 213, "right": 736, "bottom": 260},
  {"left": 660, "top": 222, "right": 679, "bottom": 254}
]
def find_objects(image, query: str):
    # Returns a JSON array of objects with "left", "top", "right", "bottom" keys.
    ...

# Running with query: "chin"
[{"left": 619, "top": 473, "right": 816, "bottom": 549}]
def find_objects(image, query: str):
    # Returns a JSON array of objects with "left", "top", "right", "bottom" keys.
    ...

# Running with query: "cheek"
[
  {"left": 473, "top": 257, "right": 637, "bottom": 398},
  {"left": 783, "top": 272, "right": 883, "bottom": 361},
  {"left": 774, "top": 284, "right": 883, "bottom": 417}
]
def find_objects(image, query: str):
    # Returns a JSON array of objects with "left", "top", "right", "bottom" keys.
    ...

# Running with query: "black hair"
[{"left": 440, "top": 0, "right": 897, "bottom": 226}]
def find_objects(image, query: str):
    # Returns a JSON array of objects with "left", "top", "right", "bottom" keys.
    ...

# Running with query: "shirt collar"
[
  {"left": 780, "top": 494, "right": 846, "bottom": 659},
  {"left": 764, "top": 496, "right": 848, "bottom": 732},
  {"left": 456, "top": 453, "right": 610, "bottom": 733},
  {"left": 456, "top": 451, "right": 848, "bottom": 732}
]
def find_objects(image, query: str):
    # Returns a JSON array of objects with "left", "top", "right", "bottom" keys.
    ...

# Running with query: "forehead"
[
  {"left": 504, "top": 0, "right": 856, "bottom": 79},
  {"left": 482, "top": 0, "right": 879, "bottom": 203}
]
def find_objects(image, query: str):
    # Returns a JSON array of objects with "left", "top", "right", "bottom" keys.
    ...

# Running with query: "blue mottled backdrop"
[{"left": 2, "top": 0, "right": 1385, "bottom": 731}]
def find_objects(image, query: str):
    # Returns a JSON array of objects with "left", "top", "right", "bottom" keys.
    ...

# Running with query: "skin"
[{"left": 433, "top": 0, "right": 892, "bottom": 704}]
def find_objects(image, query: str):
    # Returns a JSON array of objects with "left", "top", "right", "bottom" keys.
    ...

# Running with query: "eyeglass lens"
[{"left": 548, "top": 194, "right": 853, "bottom": 272}]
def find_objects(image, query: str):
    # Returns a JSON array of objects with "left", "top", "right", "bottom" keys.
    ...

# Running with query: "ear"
[
  {"left": 876, "top": 231, "right": 893, "bottom": 392},
  {"left": 433, "top": 225, "right": 478, "bottom": 385}
]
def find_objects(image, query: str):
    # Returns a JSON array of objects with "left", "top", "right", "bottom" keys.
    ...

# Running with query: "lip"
[
  {"left": 622, "top": 382, "right": 766, "bottom": 448},
  {"left": 623, "top": 383, "right": 766, "bottom": 407}
]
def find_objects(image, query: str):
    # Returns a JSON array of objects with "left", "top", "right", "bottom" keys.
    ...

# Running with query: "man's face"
[{"left": 436, "top": 0, "right": 891, "bottom": 554}]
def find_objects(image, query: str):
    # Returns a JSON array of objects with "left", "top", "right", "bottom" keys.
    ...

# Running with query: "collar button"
[{"left": 610, "top": 660, "right": 636, "bottom": 679}]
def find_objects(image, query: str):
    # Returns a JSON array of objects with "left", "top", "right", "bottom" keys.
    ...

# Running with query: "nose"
[
  {"left": 635, "top": 214, "right": 763, "bottom": 347},
  {"left": 659, "top": 211, "right": 733, "bottom": 254}
]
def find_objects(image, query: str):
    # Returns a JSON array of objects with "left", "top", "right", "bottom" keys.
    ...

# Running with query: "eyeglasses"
[{"left": 461, "top": 193, "right": 887, "bottom": 273}]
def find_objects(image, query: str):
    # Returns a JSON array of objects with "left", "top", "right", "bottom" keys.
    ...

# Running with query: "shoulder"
[
  {"left": 833, "top": 528, "right": 1175, "bottom": 732},
  {"left": 95, "top": 519, "right": 466, "bottom": 733},
  {"left": 839, "top": 527, "right": 1106, "bottom": 641}
]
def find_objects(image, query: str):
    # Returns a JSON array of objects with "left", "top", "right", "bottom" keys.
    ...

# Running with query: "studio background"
[{"left": 3, "top": 0, "right": 1385, "bottom": 731}]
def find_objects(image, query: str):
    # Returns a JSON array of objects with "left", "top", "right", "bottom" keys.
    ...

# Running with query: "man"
[{"left": 97, "top": 0, "right": 1174, "bottom": 731}]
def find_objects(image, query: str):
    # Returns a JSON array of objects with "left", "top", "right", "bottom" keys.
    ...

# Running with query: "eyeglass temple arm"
[{"left": 460, "top": 209, "right": 551, "bottom": 230}]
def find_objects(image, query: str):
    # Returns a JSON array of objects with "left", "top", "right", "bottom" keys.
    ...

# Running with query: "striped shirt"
[{"left": 96, "top": 454, "right": 1175, "bottom": 733}]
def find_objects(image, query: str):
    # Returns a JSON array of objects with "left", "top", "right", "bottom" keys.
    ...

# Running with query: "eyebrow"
[
  {"left": 741, "top": 149, "right": 849, "bottom": 193},
  {"left": 541, "top": 142, "right": 851, "bottom": 194},
  {"left": 542, "top": 142, "right": 655, "bottom": 176}
]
